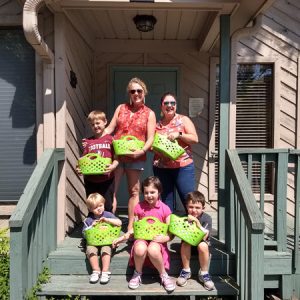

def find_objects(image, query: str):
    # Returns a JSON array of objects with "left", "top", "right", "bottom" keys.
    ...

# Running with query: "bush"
[{"left": 0, "top": 228, "right": 10, "bottom": 300}]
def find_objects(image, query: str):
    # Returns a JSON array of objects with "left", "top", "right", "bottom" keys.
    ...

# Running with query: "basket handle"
[
  {"left": 84, "top": 153, "right": 101, "bottom": 160},
  {"left": 158, "top": 133, "right": 180, "bottom": 145},
  {"left": 121, "top": 135, "right": 139, "bottom": 142},
  {"left": 182, "top": 217, "right": 198, "bottom": 228},
  {"left": 95, "top": 222, "right": 112, "bottom": 230},
  {"left": 141, "top": 216, "right": 160, "bottom": 224}
]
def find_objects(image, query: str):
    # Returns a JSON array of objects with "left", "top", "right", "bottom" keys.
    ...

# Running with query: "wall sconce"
[
  {"left": 133, "top": 15, "right": 157, "bottom": 32},
  {"left": 70, "top": 70, "right": 77, "bottom": 88}
]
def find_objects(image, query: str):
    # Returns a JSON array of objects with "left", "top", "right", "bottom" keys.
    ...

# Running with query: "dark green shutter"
[{"left": 0, "top": 29, "right": 36, "bottom": 202}]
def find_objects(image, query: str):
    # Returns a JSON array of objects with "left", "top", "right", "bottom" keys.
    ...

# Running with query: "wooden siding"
[
  {"left": 94, "top": 50, "right": 210, "bottom": 200},
  {"left": 237, "top": 0, "right": 300, "bottom": 149},
  {"left": 64, "top": 18, "right": 93, "bottom": 232},
  {"left": 236, "top": 0, "right": 300, "bottom": 221}
]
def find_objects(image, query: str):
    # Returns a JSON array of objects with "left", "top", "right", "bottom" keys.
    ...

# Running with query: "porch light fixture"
[{"left": 133, "top": 15, "right": 157, "bottom": 32}]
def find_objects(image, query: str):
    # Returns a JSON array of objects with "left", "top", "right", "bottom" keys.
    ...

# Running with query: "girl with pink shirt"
[{"left": 113, "top": 176, "right": 176, "bottom": 292}]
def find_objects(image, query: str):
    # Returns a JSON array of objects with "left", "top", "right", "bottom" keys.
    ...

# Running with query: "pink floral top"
[
  {"left": 114, "top": 103, "right": 152, "bottom": 162},
  {"left": 153, "top": 114, "right": 193, "bottom": 168}
]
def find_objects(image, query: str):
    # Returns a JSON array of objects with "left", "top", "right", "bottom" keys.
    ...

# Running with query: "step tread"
[{"left": 38, "top": 274, "right": 238, "bottom": 297}]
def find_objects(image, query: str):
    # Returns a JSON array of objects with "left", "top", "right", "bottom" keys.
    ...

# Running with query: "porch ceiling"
[{"left": 46, "top": 0, "right": 272, "bottom": 52}]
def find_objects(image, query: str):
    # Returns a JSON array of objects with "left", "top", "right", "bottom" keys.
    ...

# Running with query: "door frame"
[{"left": 109, "top": 65, "right": 180, "bottom": 119}]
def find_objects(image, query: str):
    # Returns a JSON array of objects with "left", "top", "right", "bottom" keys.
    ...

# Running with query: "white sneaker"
[
  {"left": 89, "top": 271, "right": 100, "bottom": 283},
  {"left": 100, "top": 271, "right": 111, "bottom": 284},
  {"left": 128, "top": 270, "right": 142, "bottom": 289}
]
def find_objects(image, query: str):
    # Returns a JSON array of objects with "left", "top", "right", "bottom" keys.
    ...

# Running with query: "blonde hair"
[
  {"left": 86, "top": 193, "right": 105, "bottom": 211},
  {"left": 126, "top": 77, "right": 148, "bottom": 96},
  {"left": 87, "top": 110, "right": 107, "bottom": 123}
]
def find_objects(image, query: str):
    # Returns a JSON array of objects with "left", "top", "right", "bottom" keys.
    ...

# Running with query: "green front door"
[{"left": 110, "top": 67, "right": 179, "bottom": 208}]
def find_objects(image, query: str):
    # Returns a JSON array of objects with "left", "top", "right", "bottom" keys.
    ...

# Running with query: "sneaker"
[
  {"left": 89, "top": 271, "right": 100, "bottom": 283},
  {"left": 176, "top": 269, "right": 191, "bottom": 287},
  {"left": 100, "top": 271, "right": 111, "bottom": 284},
  {"left": 128, "top": 270, "right": 142, "bottom": 289},
  {"left": 161, "top": 273, "right": 176, "bottom": 292},
  {"left": 198, "top": 273, "right": 215, "bottom": 290}
]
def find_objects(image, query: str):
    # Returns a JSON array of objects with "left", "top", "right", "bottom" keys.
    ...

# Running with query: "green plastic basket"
[
  {"left": 84, "top": 222, "right": 121, "bottom": 246},
  {"left": 169, "top": 214, "right": 206, "bottom": 246},
  {"left": 152, "top": 133, "right": 185, "bottom": 160},
  {"left": 133, "top": 216, "right": 168, "bottom": 240},
  {"left": 78, "top": 153, "right": 112, "bottom": 175},
  {"left": 113, "top": 135, "right": 145, "bottom": 156}
]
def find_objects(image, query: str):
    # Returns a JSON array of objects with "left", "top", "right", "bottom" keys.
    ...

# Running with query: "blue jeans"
[{"left": 153, "top": 163, "right": 195, "bottom": 212}]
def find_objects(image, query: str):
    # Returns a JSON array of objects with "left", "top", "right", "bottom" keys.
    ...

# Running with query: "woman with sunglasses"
[
  {"left": 105, "top": 77, "right": 156, "bottom": 231},
  {"left": 153, "top": 92, "right": 198, "bottom": 212}
]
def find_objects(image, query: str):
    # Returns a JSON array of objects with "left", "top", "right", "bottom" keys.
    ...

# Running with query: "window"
[{"left": 213, "top": 63, "right": 274, "bottom": 194}]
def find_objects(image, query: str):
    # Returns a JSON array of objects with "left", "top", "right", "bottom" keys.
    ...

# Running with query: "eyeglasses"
[
  {"left": 163, "top": 101, "right": 176, "bottom": 106},
  {"left": 130, "top": 89, "right": 143, "bottom": 95}
]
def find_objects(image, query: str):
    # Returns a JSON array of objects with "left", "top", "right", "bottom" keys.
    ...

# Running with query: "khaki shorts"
[{"left": 86, "top": 245, "right": 112, "bottom": 257}]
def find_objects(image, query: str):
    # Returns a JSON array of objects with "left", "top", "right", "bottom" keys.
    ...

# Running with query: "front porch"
[{"left": 9, "top": 148, "right": 300, "bottom": 299}]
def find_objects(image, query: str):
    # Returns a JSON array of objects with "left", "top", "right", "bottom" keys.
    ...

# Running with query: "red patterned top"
[
  {"left": 153, "top": 114, "right": 193, "bottom": 168},
  {"left": 114, "top": 103, "right": 152, "bottom": 162}
]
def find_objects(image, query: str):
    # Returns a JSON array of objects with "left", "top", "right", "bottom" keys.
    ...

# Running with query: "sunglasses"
[
  {"left": 163, "top": 101, "right": 176, "bottom": 106},
  {"left": 130, "top": 89, "right": 143, "bottom": 95}
]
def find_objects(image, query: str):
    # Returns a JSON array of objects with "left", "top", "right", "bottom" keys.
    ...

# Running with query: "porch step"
[
  {"left": 47, "top": 235, "right": 235, "bottom": 276},
  {"left": 37, "top": 274, "right": 239, "bottom": 298}
]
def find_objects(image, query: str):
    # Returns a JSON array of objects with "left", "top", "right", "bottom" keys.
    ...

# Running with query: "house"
[{"left": 1, "top": 0, "right": 299, "bottom": 299}]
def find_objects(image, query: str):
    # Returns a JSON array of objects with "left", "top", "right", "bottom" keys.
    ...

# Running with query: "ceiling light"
[{"left": 133, "top": 15, "right": 157, "bottom": 32}]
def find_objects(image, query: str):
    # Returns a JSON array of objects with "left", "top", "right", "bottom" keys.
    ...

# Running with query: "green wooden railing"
[
  {"left": 224, "top": 149, "right": 265, "bottom": 300},
  {"left": 9, "top": 149, "right": 64, "bottom": 300},
  {"left": 224, "top": 149, "right": 300, "bottom": 300}
]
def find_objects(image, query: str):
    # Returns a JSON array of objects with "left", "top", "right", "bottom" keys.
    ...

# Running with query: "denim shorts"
[{"left": 118, "top": 160, "right": 145, "bottom": 171}]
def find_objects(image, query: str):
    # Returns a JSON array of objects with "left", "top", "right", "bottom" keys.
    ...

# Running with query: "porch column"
[{"left": 218, "top": 15, "right": 231, "bottom": 242}]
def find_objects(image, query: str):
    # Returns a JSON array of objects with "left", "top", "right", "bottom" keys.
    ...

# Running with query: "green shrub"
[
  {"left": 26, "top": 267, "right": 51, "bottom": 300},
  {"left": 0, "top": 228, "right": 10, "bottom": 300}
]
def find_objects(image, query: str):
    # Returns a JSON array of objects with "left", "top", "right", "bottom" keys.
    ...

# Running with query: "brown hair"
[
  {"left": 87, "top": 110, "right": 107, "bottom": 123},
  {"left": 141, "top": 176, "right": 163, "bottom": 194},
  {"left": 185, "top": 191, "right": 205, "bottom": 208},
  {"left": 86, "top": 193, "right": 105, "bottom": 211},
  {"left": 160, "top": 92, "right": 176, "bottom": 104},
  {"left": 127, "top": 77, "right": 148, "bottom": 96}
]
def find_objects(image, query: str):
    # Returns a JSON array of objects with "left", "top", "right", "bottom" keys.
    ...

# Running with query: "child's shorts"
[
  {"left": 118, "top": 160, "right": 145, "bottom": 171},
  {"left": 86, "top": 245, "right": 112, "bottom": 257},
  {"left": 191, "top": 239, "right": 211, "bottom": 255}
]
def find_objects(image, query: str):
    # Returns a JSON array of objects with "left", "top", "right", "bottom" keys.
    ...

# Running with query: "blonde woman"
[{"left": 105, "top": 77, "right": 156, "bottom": 231}]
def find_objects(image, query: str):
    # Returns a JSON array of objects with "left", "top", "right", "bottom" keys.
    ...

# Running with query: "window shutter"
[
  {"left": 214, "top": 63, "right": 273, "bottom": 193},
  {"left": 0, "top": 29, "right": 36, "bottom": 202}
]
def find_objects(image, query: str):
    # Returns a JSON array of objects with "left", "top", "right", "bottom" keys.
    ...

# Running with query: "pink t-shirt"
[{"left": 134, "top": 199, "right": 172, "bottom": 222}]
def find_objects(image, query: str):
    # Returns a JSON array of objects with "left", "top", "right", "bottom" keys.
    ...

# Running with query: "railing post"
[
  {"left": 10, "top": 227, "right": 28, "bottom": 299},
  {"left": 275, "top": 152, "right": 288, "bottom": 252},
  {"left": 249, "top": 230, "right": 264, "bottom": 300},
  {"left": 218, "top": 14, "right": 231, "bottom": 242}
]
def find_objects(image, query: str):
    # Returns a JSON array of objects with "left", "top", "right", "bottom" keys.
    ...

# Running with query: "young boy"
[
  {"left": 82, "top": 193, "right": 122, "bottom": 284},
  {"left": 77, "top": 110, "right": 119, "bottom": 213},
  {"left": 176, "top": 191, "right": 215, "bottom": 290}
]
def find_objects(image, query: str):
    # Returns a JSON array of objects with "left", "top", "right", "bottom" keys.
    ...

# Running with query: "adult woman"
[
  {"left": 105, "top": 77, "right": 156, "bottom": 230},
  {"left": 153, "top": 92, "right": 198, "bottom": 212}
]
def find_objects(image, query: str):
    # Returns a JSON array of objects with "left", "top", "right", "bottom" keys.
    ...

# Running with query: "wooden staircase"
[{"left": 37, "top": 218, "right": 239, "bottom": 299}]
